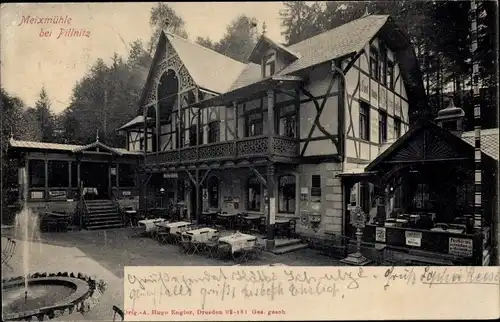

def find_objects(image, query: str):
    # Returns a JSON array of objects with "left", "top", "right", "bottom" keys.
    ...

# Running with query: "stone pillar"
[{"left": 266, "top": 163, "right": 276, "bottom": 250}]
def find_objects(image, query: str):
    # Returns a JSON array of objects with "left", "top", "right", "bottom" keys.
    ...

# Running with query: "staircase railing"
[{"left": 110, "top": 189, "right": 125, "bottom": 226}]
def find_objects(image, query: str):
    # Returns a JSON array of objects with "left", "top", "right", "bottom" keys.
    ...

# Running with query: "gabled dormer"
[{"left": 247, "top": 35, "right": 300, "bottom": 79}]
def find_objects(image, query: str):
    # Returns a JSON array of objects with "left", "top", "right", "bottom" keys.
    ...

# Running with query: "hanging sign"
[
  {"left": 269, "top": 197, "right": 276, "bottom": 224},
  {"left": 405, "top": 231, "right": 422, "bottom": 247},
  {"left": 163, "top": 173, "right": 178, "bottom": 179},
  {"left": 110, "top": 168, "right": 117, "bottom": 175},
  {"left": 448, "top": 237, "right": 473, "bottom": 257},
  {"left": 202, "top": 189, "right": 208, "bottom": 201},
  {"left": 375, "top": 227, "right": 386, "bottom": 243}
]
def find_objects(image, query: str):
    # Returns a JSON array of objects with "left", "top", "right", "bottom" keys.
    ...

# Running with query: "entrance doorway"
[{"left": 80, "top": 162, "right": 109, "bottom": 199}]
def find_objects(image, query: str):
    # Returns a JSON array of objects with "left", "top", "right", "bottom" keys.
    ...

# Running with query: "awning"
[{"left": 190, "top": 75, "right": 303, "bottom": 108}]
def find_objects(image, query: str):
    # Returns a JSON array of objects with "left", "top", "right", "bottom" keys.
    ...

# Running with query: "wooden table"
[
  {"left": 275, "top": 218, "right": 290, "bottom": 224},
  {"left": 160, "top": 221, "right": 192, "bottom": 234},
  {"left": 219, "top": 233, "right": 257, "bottom": 253},
  {"left": 138, "top": 218, "right": 167, "bottom": 232},
  {"left": 182, "top": 227, "right": 218, "bottom": 242},
  {"left": 217, "top": 213, "right": 236, "bottom": 228}
]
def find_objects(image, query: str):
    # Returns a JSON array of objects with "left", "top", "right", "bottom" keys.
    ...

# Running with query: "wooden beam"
[
  {"left": 250, "top": 165, "right": 267, "bottom": 186},
  {"left": 199, "top": 169, "right": 212, "bottom": 186},
  {"left": 185, "top": 170, "right": 197, "bottom": 185}
]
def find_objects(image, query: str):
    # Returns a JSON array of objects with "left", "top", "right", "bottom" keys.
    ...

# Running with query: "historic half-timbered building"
[{"left": 120, "top": 15, "right": 427, "bottom": 248}]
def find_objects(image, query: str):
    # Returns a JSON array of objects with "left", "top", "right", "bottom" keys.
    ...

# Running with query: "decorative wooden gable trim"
[
  {"left": 139, "top": 32, "right": 195, "bottom": 109},
  {"left": 366, "top": 121, "right": 474, "bottom": 171},
  {"left": 72, "top": 141, "right": 123, "bottom": 156}
]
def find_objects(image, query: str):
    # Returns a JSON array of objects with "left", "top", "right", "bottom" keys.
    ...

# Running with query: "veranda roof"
[
  {"left": 8, "top": 138, "right": 141, "bottom": 156},
  {"left": 461, "top": 128, "right": 499, "bottom": 161},
  {"left": 116, "top": 115, "right": 154, "bottom": 132},
  {"left": 190, "top": 75, "right": 303, "bottom": 107}
]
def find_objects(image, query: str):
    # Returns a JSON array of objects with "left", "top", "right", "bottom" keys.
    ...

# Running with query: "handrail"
[{"left": 110, "top": 189, "right": 124, "bottom": 225}]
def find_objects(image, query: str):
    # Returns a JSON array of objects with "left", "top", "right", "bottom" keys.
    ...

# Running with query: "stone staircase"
[
  {"left": 83, "top": 199, "right": 124, "bottom": 230},
  {"left": 268, "top": 238, "right": 308, "bottom": 255}
]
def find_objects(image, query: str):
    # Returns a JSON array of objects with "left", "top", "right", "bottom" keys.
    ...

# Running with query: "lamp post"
[
  {"left": 341, "top": 206, "right": 371, "bottom": 266},
  {"left": 160, "top": 187, "right": 165, "bottom": 208}
]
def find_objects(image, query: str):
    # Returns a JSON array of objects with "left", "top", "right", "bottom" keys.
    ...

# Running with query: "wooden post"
[
  {"left": 44, "top": 158, "right": 49, "bottom": 201},
  {"left": 116, "top": 164, "right": 120, "bottom": 188},
  {"left": 234, "top": 101, "right": 239, "bottom": 139},
  {"left": 143, "top": 106, "right": 148, "bottom": 159},
  {"left": 77, "top": 161, "right": 81, "bottom": 192},
  {"left": 267, "top": 89, "right": 275, "bottom": 154},
  {"left": 470, "top": 0, "right": 483, "bottom": 231},
  {"left": 266, "top": 163, "right": 276, "bottom": 250},
  {"left": 68, "top": 161, "right": 72, "bottom": 199},
  {"left": 195, "top": 169, "right": 200, "bottom": 223},
  {"left": 108, "top": 159, "right": 112, "bottom": 197}
]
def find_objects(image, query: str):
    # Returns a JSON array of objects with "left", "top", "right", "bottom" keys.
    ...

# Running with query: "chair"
[
  {"left": 179, "top": 234, "right": 192, "bottom": 254},
  {"left": 245, "top": 244, "right": 265, "bottom": 261},
  {"left": 258, "top": 217, "right": 267, "bottom": 234},
  {"left": 112, "top": 305, "right": 124, "bottom": 321},
  {"left": 205, "top": 236, "right": 220, "bottom": 259},
  {"left": 2, "top": 238, "right": 16, "bottom": 271}
]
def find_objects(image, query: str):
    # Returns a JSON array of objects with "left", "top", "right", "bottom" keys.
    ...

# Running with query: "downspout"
[{"left": 331, "top": 61, "right": 347, "bottom": 235}]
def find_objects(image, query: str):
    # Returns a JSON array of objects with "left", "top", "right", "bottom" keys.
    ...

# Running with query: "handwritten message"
[
  {"left": 18, "top": 15, "right": 91, "bottom": 39},
  {"left": 124, "top": 266, "right": 499, "bottom": 321}
]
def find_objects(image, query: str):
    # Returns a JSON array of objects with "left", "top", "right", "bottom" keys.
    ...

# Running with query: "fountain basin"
[{"left": 2, "top": 272, "right": 106, "bottom": 321}]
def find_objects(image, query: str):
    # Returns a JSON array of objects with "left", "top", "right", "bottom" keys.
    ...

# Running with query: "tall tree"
[
  {"left": 148, "top": 3, "right": 188, "bottom": 54},
  {"left": 195, "top": 15, "right": 258, "bottom": 63},
  {"left": 279, "top": 1, "right": 324, "bottom": 45},
  {"left": 34, "top": 87, "right": 55, "bottom": 142}
]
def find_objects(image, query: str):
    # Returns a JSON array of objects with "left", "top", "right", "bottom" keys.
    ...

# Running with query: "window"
[
  {"left": 207, "top": 121, "right": 220, "bottom": 143},
  {"left": 246, "top": 176, "right": 261, "bottom": 211},
  {"left": 48, "top": 161, "right": 69, "bottom": 187},
  {"left": 71, "top": 162, "right": 78, "bottom": 187},
  {"left": 207, "top": 176, "right": 219, "bottom": 208},
  {"left": 189, "top": 125, "right": 197, "bottom": 146},
  {"left": 379, "top": 111, "right": 388, "bottom": 143},
  {"left": 263, "top": 54, "right": 275, "bottom": 77},
  {"left": 380, "top": 44, "right": 387, "bottom": 86},
  {"left": 176, "top": 126, "right": 184, "bottom": 148},
  {"left": 177, "top": 180, "right": 185, "bottom": 201},
  {"left": 139, "top": 136, "right": 145, "bottom": 151},
  {"left": 118, "top": 164, "right": 135, "bottom": 187},
  {"left": 29, "top": 160, "right": 45, "bottom": 187},
  {"left": 245, "top": 113, "right": 263, "bottom": 137},
  {"left": 311, "top": 175, "right": 321, "bottom": 202},
  {"left": 359, "top": 102, "right": 370, "bottom": 141},
  {"left": 279, "top": 114, "right": 296, "bottom": 138},
  {"left": 387, "top": 60, "right": 395, "bottom": 89},
  {"left": 394, "top": 117, "right": 402, "bottom": 139},
  {"left": 370, "top": 46, "right": 379, "bottom": 81},
  {"left": 278, "top": 175, "right": 296, "bottom": 214}
]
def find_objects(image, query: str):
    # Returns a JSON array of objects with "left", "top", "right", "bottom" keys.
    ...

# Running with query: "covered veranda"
[{"left": 338, "top": 120, "right": 497, "bottom": 266}]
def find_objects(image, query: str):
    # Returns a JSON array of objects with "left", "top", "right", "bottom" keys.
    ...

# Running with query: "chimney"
[{"left": 435, "top": 99, "right": 465, "bottom": 136}]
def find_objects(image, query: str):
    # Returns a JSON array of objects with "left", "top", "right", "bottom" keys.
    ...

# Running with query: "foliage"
[
  {"left": 279, "top": 1, "right": 497, "bottom": 127},
  {"left": 147, "top": 3, "right": 188, "bottom": 54},
  {"left": 195, "top": 15, "right": 258, "bottom": 63},
  {"left": 33, "top": 87, "right": 56, "bottom": 142}
]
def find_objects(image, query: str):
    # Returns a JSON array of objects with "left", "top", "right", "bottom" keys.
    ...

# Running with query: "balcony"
[{"left": 145, "top": 135, "right": 298, "bottom": 166}]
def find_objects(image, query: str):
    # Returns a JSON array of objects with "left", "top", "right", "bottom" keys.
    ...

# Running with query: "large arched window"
[
  {"left": 207, "top": 176, "right": 220, "bottom": 208},
  {"left": 278, "top": 175, "right": 296, "bottom": 214},
  {"left": 246, "top": 176, "right": 261, "bottom": 211},
  {"left": 157, "top": 70, "right": 178, "bottom": 123}
]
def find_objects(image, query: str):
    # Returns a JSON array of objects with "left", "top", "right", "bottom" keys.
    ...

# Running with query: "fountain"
[{"left": 2, "top": 202, "right": 106, "bottom": 321}]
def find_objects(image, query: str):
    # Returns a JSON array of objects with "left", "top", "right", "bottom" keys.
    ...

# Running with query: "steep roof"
[
  {"left": 166, "top": 32, "right": 247, "bottom": 93},
  {"left": 461, "top": 128, "right": 499, "bottom": 161},
  {"left": 277, "top": 15, "right": 390, "bottom": 76}
]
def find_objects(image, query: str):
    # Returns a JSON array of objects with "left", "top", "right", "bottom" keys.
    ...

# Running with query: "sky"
[{"left": 0, "top": 2, "right": 287, "bottom": 114}]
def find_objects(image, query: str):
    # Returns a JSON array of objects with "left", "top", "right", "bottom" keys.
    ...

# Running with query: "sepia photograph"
[{"left": 1, "top": 1, "right": 499, "bottom": 321}]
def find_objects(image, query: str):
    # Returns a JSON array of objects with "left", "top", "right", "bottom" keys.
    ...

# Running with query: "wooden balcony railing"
[{"left": 145, "top": 135, "right": 298, "bottom": 166}]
